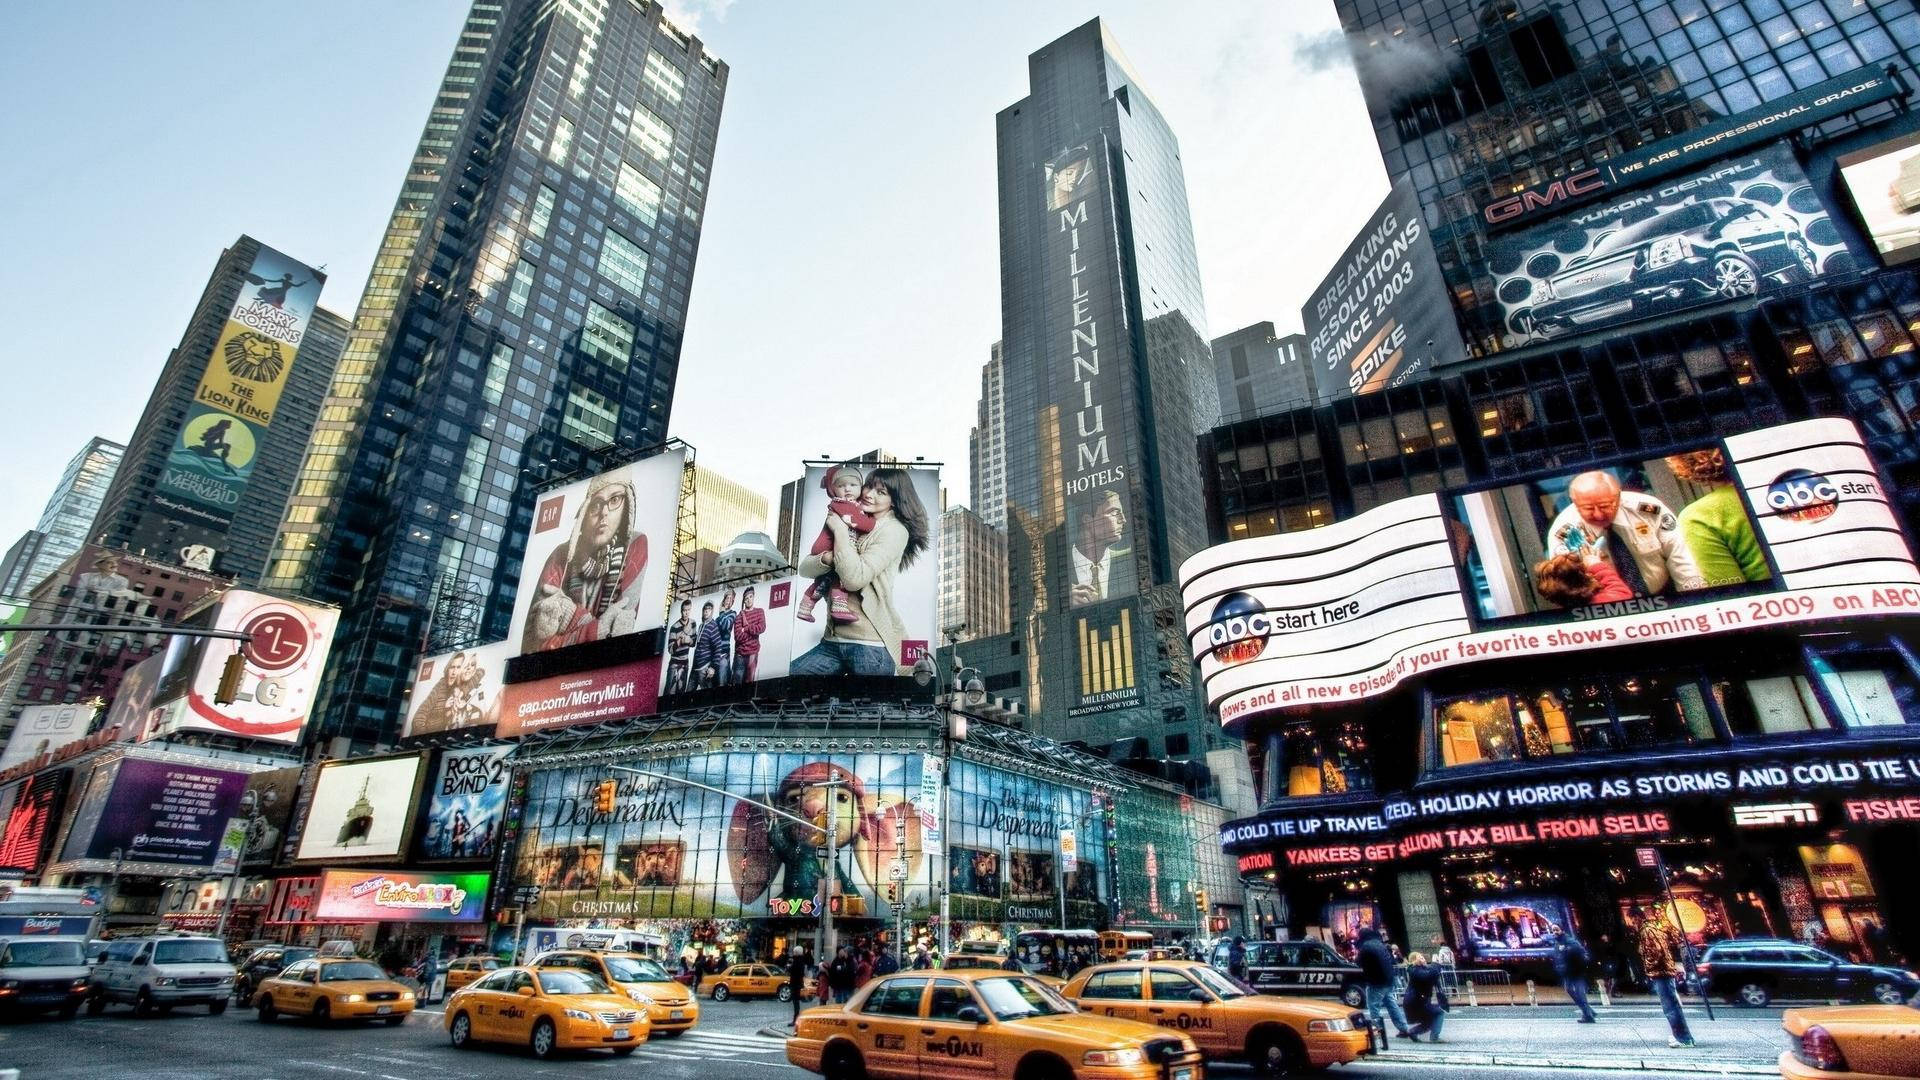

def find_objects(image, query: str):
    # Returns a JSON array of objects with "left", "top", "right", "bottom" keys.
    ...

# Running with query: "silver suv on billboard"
[{"left": 1523, "top": 197, "right": 1816, "bottom": 339}]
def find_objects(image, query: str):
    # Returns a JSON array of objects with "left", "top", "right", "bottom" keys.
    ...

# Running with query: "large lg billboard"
[
  {"left": 1302, "top": 180, "right": 1467, "bottom": 397},
  {"left": 1490, "top": 145, "right": 1846, "bottom": 347},
  {"left": 1181, "top": 418, "right": 1920, "bottom": 727},
  {"left": 148, "top": 590, "right": 339, "bottom": 745},
  {"left": 509, "top": 448, "right": 686, "bottom": 656}
]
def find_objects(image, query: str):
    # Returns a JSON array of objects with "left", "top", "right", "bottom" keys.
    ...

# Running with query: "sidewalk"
[{"left": 1376, "top": 1006, "right": 1789, "bottom": 1074}]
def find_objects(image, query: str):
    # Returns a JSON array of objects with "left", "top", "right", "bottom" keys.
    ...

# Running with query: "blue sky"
[{"left": 0, "top": 1, "right": 1383, "bottom": 557}]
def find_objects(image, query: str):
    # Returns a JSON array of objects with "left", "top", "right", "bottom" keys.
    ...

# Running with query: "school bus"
[{"left": 1099, "top": 931, "right": 1154, "bottom": 961}]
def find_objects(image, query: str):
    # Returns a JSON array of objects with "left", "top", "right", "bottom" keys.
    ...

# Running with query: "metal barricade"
[{"left": 1444, "top": 967, "right": 1514, "bottom": 1005}]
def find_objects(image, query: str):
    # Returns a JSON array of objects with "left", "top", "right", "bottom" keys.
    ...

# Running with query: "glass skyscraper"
[
  {"left": 995, "top": 19, "right": 1220, "bottom": 763},
  {"left": 0, "top": 437, "right": 123, "bottom": 599},
  {"left": 264, "top": 0, "right": 727, "bottom": 751}
]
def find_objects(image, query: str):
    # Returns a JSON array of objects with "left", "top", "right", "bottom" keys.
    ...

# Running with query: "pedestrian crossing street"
[{"left": 640, "top": 1029, "right": 789, "bottom": 1060}]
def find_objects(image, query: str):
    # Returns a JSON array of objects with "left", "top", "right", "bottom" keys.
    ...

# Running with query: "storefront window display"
[
  {"left": 1112, "top": 785, "right": 1200, "bottom": 930},
  {"left": 514, "top": 752, "right": 934, "bottom": 923},
  {"left": 944, "top": 760, "right": 1109, "bottom": 926},
  {"left": 1264, "top": 719, "right": 1373, "bottom": 799}
]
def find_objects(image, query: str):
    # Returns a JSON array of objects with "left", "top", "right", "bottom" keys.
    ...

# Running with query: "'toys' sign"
[
  {"left": 1207, "top": 592, "right": 1269, "bottom": 666},
  {"left": 1767, "top": 468, "right": 1840, "bottom": 523}
]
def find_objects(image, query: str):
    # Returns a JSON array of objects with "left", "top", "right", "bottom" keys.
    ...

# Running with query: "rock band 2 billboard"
[
  {"left": 1181, "top": 418, "right": 1920, "bottom": 727},
  {"left": 1490, "top": 144, "right": 1847, "bottom": 347},
  {"left": 1302, "top": 180, "right": 1467, "bottom": 398}
]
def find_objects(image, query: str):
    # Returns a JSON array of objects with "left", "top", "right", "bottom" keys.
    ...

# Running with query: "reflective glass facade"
[
  {"left": 264, "top": 0, "right": 727, "bottom": 750},
  {"left": 1336, "top": 0, "right": 1920, "bottom": 357},
  {"left": 995, "top": 19, "right": 1219, "bottom": 762}
]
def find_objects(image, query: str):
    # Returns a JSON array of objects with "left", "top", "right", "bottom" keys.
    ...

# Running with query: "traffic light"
[
  {"left": 593, "top": 778, "right": 618, "bottom": 814},
  {"left": 214, "top": 651, "right": 247, "bottom": 705},
  {"left": 1193, "top": 888, "right": 1208, "bottom": 914}
]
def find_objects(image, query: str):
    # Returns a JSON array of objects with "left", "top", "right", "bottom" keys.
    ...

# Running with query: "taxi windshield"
[
  {"left": 1188, "top": 965, "right": 1251, "bottom": 999},
  {"left": 974, "top": 976, "right": 1072, "bottom": 1020},
  {"left": 321, "top": 962, "right": 386, "bottom": 982},
  {"left": 605, "top": 956, "right": 671, "bottom": 983},
  {"left": 539, "top": 970, "right": 612, "bottom": 995}
]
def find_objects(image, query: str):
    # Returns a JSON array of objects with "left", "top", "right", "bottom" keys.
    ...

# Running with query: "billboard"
[
  {"left": 421, "top": 745, "right": 513, "bottom": 861},
  {"left": 944, "top": 758, "right": 1107, "bottom": 919},
  {"left": 293, "top": 755, "right": 426, "bottom": 862},
  {"left": 106, "top": 654, "right": 164, "bottom": 743},
  {"left": 60, "top": 757, "right": 250, "bottom": 868},
  {"left": 1182, "top": 418, "right": 1920, "bottom": 725},
  {"left": 1303, "top": 180, "right": 1467, "bottom": 398},
  {"left": 1837, "top": 130, "right": 1920, "bottom": 267},
  {"left": 1040, "top": 140, "right": 1146, "bottom": 614},
  {"left": 510, "top": 449, "right": 686, "bottom": 656},
  {"left": 1482, "top": 68, "right": 1905, "bottom": 230},
  {"left": 497, "top": 657, "right": 659, "bottom": 739},
  {"left": 513, "top": 752, "right": 937, "bottom": 920},
  {"left": 313, "top": 869, "right": 490, "bottom": 923},
  {"left": 1069, "top": 607, "right": 1142, "bottom": 718},
  {"left": 789, "top": 463, "right": 939, "bottom": 674},
  {"left": 661, "top": 577, "right": 799, "bottom": 695},
  {"left": 403, "top": 640, "right": 513, "bottom": 739},
  {"left": 1490, "top": 145, "right": 1845, "bottom": 347},
  {"left": 150, "top": 590, "right": 339, "bottom": 745},
  {"left": 236, "top": 765, "right": 304, "bottom": 870},
  {"left": 0, "top": 704, "right": 97, "bottom": 772},
  {"left": 0, "top": 773, "right": 67, "bottom": 875},
  {"left": 155, "top": 244, "right": 323, "bottom": 532}
]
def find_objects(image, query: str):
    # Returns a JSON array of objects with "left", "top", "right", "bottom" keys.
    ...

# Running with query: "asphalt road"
[{"left": 0, "top": 993, "right": 1745, "bottom": 1080}]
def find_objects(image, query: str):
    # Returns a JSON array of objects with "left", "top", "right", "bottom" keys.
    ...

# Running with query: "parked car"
[
  {"left": 88, "top": 935, "right": 236, "bottom": 1016},
  {"left": 1527, "top": 197, "right": 1817, "bottom": 338},
  {"left": 235, "top": 945, "right": 317, "bottom": 1005},
  {"left": 787, "top": 971, "right": 1203, "bottom": 1080},
  {"left": 0, "top": 936, "right": 92, "bottom": 1019},
  {"left": 1208, "top": 938, "right": 1367, "bottom": 1008},
  {"left": 1779, "top": 1001, "right": 1920, "bottom": 1078},
  {"left": 1063, "top": 959, "right": 1371, "bottom": 1074},
  {"left": 253, "top": 957, "right": 415, "bottom": 1025},
  {"left": 1697, "top": 939, "right": 1919, "bottom": 1007}
]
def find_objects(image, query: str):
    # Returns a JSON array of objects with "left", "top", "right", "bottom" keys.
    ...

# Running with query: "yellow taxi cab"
[
  {"left": 942, "top": 953, "right": 1068, "bottom": 990},
  {"left": 702, "top": 962, "right": 810, "bottom": 1002},
  {"left": 533, "top": 950, "right": 699, "bottom": 1037},
  {"left": 788, "top": 969, "right": 1205, "bottom": 1080},
  {"left": 1061, "top": 960, "right": 1370, "bottom": 1073},
  {"left": 252, "top": 957, "right": 416, "bottom": 1025},
  {"left": 445, "top": 965, "right": 647, "bottom": 1059},
  {"left": 1780, "top": 1002, "right": 1920, "bottom": 1079},
  {"left": 445, "top": 955, "right": 500, "bottom": 992}
]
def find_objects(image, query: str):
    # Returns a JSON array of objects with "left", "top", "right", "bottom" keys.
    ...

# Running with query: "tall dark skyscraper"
[
  {"left": 996, "top": 19, "right": 1220, "bottom": 762},
  {"left": 93, "top": 235, "right": 347, "bottom": 583},
  {"left": 264, "top": 0, "right": 728, "bottom": 750}
]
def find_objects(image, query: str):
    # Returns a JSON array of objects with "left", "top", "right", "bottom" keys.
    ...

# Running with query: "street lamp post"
[{"left": 913, "top": 646, "right": 982, "bottom": 960}]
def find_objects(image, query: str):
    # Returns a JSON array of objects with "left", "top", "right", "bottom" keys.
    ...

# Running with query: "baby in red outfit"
[{"left": 798, "top": 465, "right": 875, "bottom": 623}]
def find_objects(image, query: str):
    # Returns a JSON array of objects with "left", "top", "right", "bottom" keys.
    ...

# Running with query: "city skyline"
[{"left": 0, "top": 1, "right": 1385, "bottom": 555}]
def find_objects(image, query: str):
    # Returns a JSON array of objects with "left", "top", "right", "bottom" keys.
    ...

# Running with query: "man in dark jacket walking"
[
  {"left": 1357, "top": 928, "right": 1412, "bottom": 1040},
  {"left": 827, "top": 946, "right": 857, "bottom": 1004},
  {"left": 786, "top": 946, "right": 811, "bottom": 1024},
  {"left": 1551, "top": 930, "right": 1598, "bottom": 1023}
]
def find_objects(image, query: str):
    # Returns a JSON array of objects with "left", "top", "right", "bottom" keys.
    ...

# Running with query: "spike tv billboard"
[{"left": 509, "top": 449, "right": 687, "bottom": 656}]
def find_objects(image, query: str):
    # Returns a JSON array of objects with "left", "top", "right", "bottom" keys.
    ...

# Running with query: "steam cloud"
[{"left": 1294, "top": 29, "right": 1454, "bottom": 114}]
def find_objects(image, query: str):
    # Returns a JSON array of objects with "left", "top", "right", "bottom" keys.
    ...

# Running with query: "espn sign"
[
  {"left": 1483, "top": 168, "right": 1605, "bottom": 227},
  {"left": 1732, "top": 802, "right": 1821, "bottom": 828}
]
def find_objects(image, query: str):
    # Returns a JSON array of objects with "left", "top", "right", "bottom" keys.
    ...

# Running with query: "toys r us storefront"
[{"left": 1183, "top": 418, "right": 1920, "bottom": 978}]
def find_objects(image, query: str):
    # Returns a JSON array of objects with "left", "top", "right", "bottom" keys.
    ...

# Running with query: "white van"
[
  {"left": 0, "top": 936, "right": 92, "bottom": 1019},
  {"left": 88, "top": 935, "right": 235, "bottom": 1016}
]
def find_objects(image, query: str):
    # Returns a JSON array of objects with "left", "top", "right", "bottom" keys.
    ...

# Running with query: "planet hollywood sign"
[{"left": 1218, "top": 746, "right": 1920, "bottom": 855}]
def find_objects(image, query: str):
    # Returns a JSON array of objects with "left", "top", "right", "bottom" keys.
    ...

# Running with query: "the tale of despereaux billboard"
[{"left": 1181, "top": 417, "right": 1920, "bottom": 727}]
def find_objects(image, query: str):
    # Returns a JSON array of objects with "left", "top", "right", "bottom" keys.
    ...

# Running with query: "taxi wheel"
[
  {"left": 1250, "top": 1028, "right": 1308, "bottom": 1075},
  {"left": 313, "top": 998, "right": 331, "bottom": 1024},
  {"left": 258, "top": 997, "right": 278, "bottom": 1022},
  {"left": 777, "top": 985, "right": 794, "bottom": 1002},
  {"left": 449, "top": 1012, "right": 473, "bottom": 1049},
  {"left": 530, "top": 1018, "right": 559, "bottom": 1060},
  {"left": 822, "top": 1043, "right": 866, "bottom": 1080},
  {"left": 711, "top": 984, "right": 730, "bottom": 1002}
]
